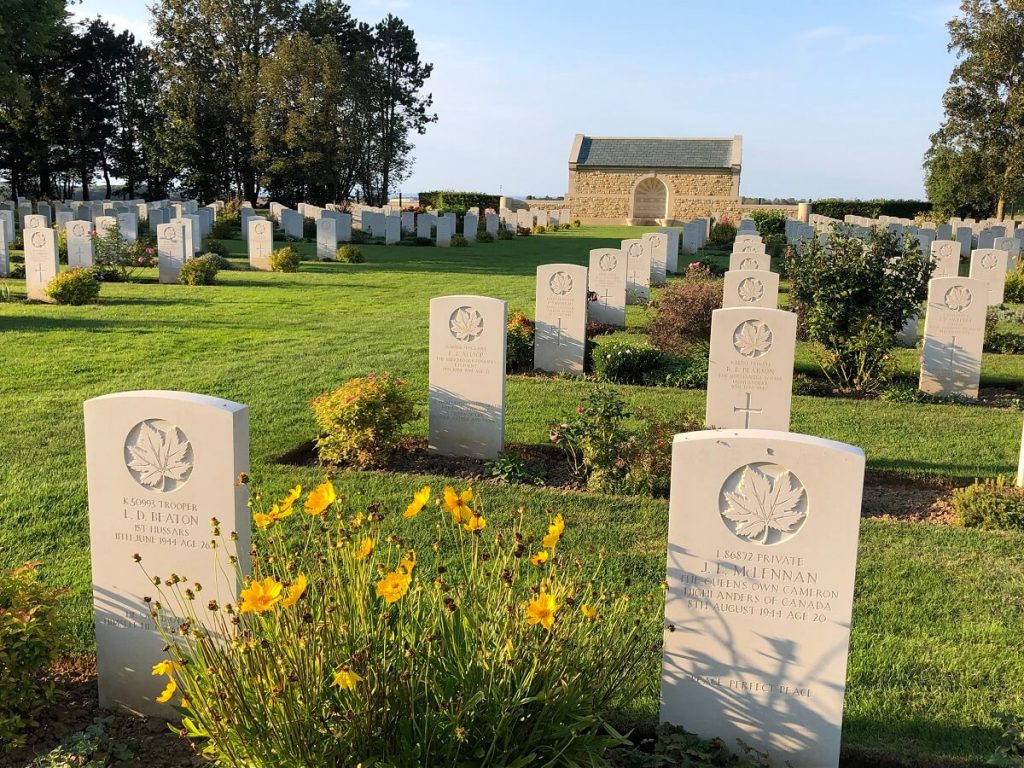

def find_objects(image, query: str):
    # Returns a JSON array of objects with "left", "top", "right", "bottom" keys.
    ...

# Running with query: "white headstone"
[
  {"left": 623, "top": 238, "right": 651, "bottom": 304},
  {"left": 485, "top": 213, "right": 499, "bottom": 237},
  {"left": 95, "top": 216, "right": 118, "bottom": 238},
  {"left": 316, "top": 217, "right": 338, "bottom": 260},
  {"left": 185, "top": 214, "right": 202, "bottom": 255},
  {"left": 463, "top": 212, "right": 478, "bottom": 243},
  {"left": 588, "top": 248, "right": 627, "bottom": 326},
  {"left": 706, "top": 307, "right": 797, "bottom": 431},
  {"left": 67, "top": 219, "right": 95, "bottom": 269},
  {"left": 436, "top": 216, "right": 452, "bottom": 247},
  {"left": 534, "top": 264, "right": 588, "bottom": 374},
  {"left": 85, "top": 390, "right": 249, "bottom": 717},
  {"left": 0, "top": 210, "right": 13, "bottom": 248},
  {"left": 969, "top": 248, "right": 1008, "bottom": 305},
  {"left": 993, "top": 236, "right": 1021, "bottom": 270},
  {"left": 400, "top": 211, "right": 415, "bottom": 233},
  {"left": 643, "top": 231, "right": 669, "bottom": 286},
  {"left": 722, "top": 269, "right": 780, "bottom": 309},
  {"left": 955, "top": 227, "right": 973, "bottom": 258},
  {"left": 662, "top": 429, "right": 864, "bottom": 768},
  {"left": 429, "top": 295, "right": 506, "bottom": 459},
  {"left": 682, "top": 221, "right": 703, "bottom": 255},
  {"left": 416, "top": 213, "right": 433, "bottom": 239},
  {"left": 24, "top": 227, "right": 59, "bottom": 302},
  {"left": 337, "top": 213, "right": 352, "bottom": 243},
  {"left": 728, "top": 249, "right": 771, "bottom": 272},
  {"left": 0, "top": 219, "right": 7, "bottom": 277},
  {"left": 659, "top": 227, "right": 680, "bottom": 273},
  {"left": 117, "top": 213, "right": 138, "bottom": 243},
  {"left": 248, "top": 218, "right": 273, "bottom": 271},
  {"left": 385, "top": 214, "right": 401, "bottom": 245},
  {"left": 56, "top": 211, "right": 74, "bottom": 230},
  {"left": 281, "top": 208, "right": 303, "bottom": 239},
  {"left": 930, "top": 240, "right": 960, "bottom": 278},
  {"left": 157, "top": 222, "right": 188, "bottom": 284},
  {"left": 24, "top": 214, "right": 47, "bottom": 230},
  {"left": 919, "top": 277, "right": 987, "bottom": 399}
]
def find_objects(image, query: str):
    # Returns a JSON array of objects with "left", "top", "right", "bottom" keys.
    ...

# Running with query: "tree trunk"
[
  {"left": 82, "top": 166, "right": 91, "bottom": 201},
  {"left": 998, "top": 195, "right": 1006, "bottom": 220}
]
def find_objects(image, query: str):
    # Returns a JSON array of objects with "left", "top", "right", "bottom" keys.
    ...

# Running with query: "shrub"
[
  {"left": 179, "top": 255, "right": 220, "bottom": 286},
  {"left": 213, "top": 198, "right": 243, "bottom": 239},
  {"left": 648, "top": 271, "right": 722, "bottom": 356},
  {"left": 609, "top": 723, "right": 773, "bottom": 767},
  {"left": 486, "top": 452, "right": 543, "bottom": 486},
  {"left": 952, "top": 476, "right": 1024, "bottom": 531},
  {"left": 417, "top": 190, "right": 501, "bottom": 213},
  {"left": 0, "top": 562, "right": 65, "bottom": 748},
  {"left": 748, "top": 209, "right": 787, "bottom": 237},
  {"left": 476, "top": 231, "right": 494, "bottom": 243},
  {"left": 44, "top": 268, "right": 100, "bottom": 305},
  {"left": 269, "top": 246, "right": 300, "bottom": 272},
  {"left": 311, "top": 373, "right": 415, "bottom": 468},
  {"left": 144, "top": 480, "right": 650, "bottom": 766},
  {"left": 56, "top": 225, "right": 68, "bottom": 263},
  {"left": 201, "top": 238, "right": 230, "bottom": 259},
  {"left": 811, "top": 198, "right": 932, "bottom": 220},
  {"left": 572, "top": 219, "right": 581, "bottom": 228},
  {"left": 498, "top": 227, "right": 515, "bottom": 240},
  {"left": 991, "top": 711, "right": 1024, "bottom": 767},
  {"left": 592, "top": 338, "right": 668, "bottom": 384},
  {"left": 1005, "top": 266, "right": 1024, "bottom": 304},
  {"left": 661, "top": 353, "right": 710, "bottom": 389},
  {"left": 506, "top": 310, "right": 535, "bottom": 372},
  {"left": 92, "top": 226, "right": 156, "bottom": 282},
  {"left": 763, "top": 233, "right": 787, "bottom": 259},
  {"left": 336, "top": 244, "right": 365, "bottom": 263},
  {"left": 451, "top": 233, "right": 469, "bottom": 247},
  {"left": 786, "top": 227, "right": 932, "bottom": 393},
  {"left": 532, "top": 224, "right": 547, "bottom": 234},
  {"left": 708, "top": 221, "right": 736, "bottom": 246}
]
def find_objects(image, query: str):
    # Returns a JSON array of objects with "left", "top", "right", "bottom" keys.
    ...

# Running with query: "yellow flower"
[
  {"left": 279, "top": 484, "right": 302, "bottom": 511},
  {"left": 529, "top": 550, "right": 549, "bottom": 566},
  {"left": 526, "top": 592, "right": 560, "bottom": 631},
  {"left": 443, "top": 486, "right": 473, "bottom": 523},
  {"left": 463, "top": 514, "right": 486, "bottom": 533},
  {"left": 239, "top": 577, "right": 284, "bottom": 613},
  {"left": 376, "top": 570, "right": 411, "bottom": 604},
  {"left": 580, "top": 603, "right": 598, "bottom": 621},
  {"left": 398, "top": 551, "right": 416, "bottom": 575},
  {"left": 304, "top": 481, "right": 337, "bottom": 516},
  {"left": 332, "top": 667, "right": 364, "bottom": 691},
  {"left": 155, "top": 676, "right": 177, "bottom": 703},
  {"left": 151, "top": 660, "right": 179, "bottom": 677},
  {"left": 350, "top": 512, "right": 364, "bottom": 529},
  {"left": 181, "top": 698, "right": 190, "bottom": 709},
  {"left": 404, "top": 485, "right": 431, "bottom": 518},
  {"left": 354, "top": 538, "right": 374, "bottom": 560},
  {"left": 281, "top": 574, "right": 307, "bottom": 609},
  {"left": 254, "top": 512, "right": 273, "bottom": 528},
  {"left": 542, "top": 514, "right": 565, "bottom": 549}
]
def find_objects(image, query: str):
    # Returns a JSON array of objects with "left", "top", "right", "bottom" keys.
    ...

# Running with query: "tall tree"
[
  {"left": 108, "top": 31, "right": 161, "bottom": 198},
  {"left": 927, "top": 0, "right": 1024, "bottom": 218}
]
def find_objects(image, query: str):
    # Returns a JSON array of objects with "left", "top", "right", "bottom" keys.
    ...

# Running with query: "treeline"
[{"left": 0, "top": 0, "right": 435, "bottom": 206}]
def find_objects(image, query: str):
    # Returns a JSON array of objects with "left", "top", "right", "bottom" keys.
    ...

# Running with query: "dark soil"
[
  {"left": 0, "top": 657, "right": 200, "bottom": 768},
  {"left": 279, "top": 439, "right": 965, "bottom": 525}
]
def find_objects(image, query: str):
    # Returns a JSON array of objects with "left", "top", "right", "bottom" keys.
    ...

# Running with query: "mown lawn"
[{"left": 1, "top": 225, "right": 1022, "bottom": 765}]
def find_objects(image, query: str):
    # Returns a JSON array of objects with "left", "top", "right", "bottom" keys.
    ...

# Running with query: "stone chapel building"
[{"left": 565, "top": 134, "right": 743, "bottom": 225}]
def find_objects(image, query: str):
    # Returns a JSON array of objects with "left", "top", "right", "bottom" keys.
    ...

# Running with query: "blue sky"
[{"left": 73, "top": 0, "right": 961, "bottom": 199}]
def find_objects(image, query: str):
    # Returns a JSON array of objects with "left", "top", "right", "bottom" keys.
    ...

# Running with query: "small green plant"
[
  {"left": 532, "top": 224, "right": 547, "bottom": 234},
  {"left": 92, "top": 225, "right": 156, "bottom": 282},
  {"left": 269, "top": 246, "right": 301, "bottom": 272},
  {"left": 609, "top": 723, "right": 773, "bottom": 767},
  {"left": 56, "top": 225, "right": 68, "bottom": 263},
  {"left": 28, "top": 716, "right": 137, "bottom": 767},
  {"left": 486, "top": 452, "right": 543, "bottom": 486},
  {"left": 506, "top": 310, "right": 535, "bottom": 373},
  {"left": 311, "top": 373, "right": 416, "bottom": 468},
  {"left": 990, "top": 710, "right": 1024, "bottom": 767},
  {"left": 1004, "top": 266, "right": 1024, "bottom": 304},
  {"left": 180, "top": 255, "right": 221, "bottom": 286},
  {"left": 201, "top": 238, "right": 230, "bottom": 259},
  {"left": 571, "top": 219, "right": 581, "bottom": 228},
  {"left": 952, "top": 476, "right": 1024, "bottom": 531},
  {"left": 336, "top": 244, "right": 365, "bottom": 263},
  {"left": 748, "top": 209, "right": 787, "bottom": 237},
  {"left": 476, "top": 231, "right": 494, "bottom": 243},
  {"left": 44, "top": 268, "right": 100, "bottom": 305},
  {"left": 451, "top": 233, "right": 469, "bottom": 247},
  {"left": 498, "top": 227, "right": 515, "bottom": 240},
  {"left": 708, "top": 220, "right": 736, "bottom": 246},
  {"left": 592, "top": 338, "right": 668, "bottom": 385},
  {"left": 212, "top": 198, "right": 243, "bottom": 239},
  {"left": 0, "top": 562, "right": 66, "bottom": 748}
]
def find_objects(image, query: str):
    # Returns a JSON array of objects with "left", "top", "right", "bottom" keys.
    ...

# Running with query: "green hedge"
[
  {"left": 812, "top": 199, "right": 932, "bottom": 220},
  {"left": 418, "top": 190, "right": 500, "bottom": 214}
]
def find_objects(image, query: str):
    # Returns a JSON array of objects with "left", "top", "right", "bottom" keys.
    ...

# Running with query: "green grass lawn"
[{"left": 1, "top": 225, "right": 1023, "bottom": 765}]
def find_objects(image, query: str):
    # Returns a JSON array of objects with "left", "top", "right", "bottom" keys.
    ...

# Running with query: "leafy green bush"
[
  {"left": 1005, "top": 266, "right": 1024, "bottom": 304},
  {"left": 269, "top": 246, "right": 300, "bottom": 272},
  {"left": 532, "top": 224, "right": 547, "bottom": 234},
  {"left": 476, "top": 231, "right": 494, "bottom": 243},
  {"left": 498, "top": 227, "right": 515, "bottom": 240},
  {"left": 201, "top": 238, "right": 230, "bottom": 259},
  {"left": 56, "top": 225, "right": 68, "bottom": 263},
  {"left": 572, "top": 219, "right": 581, "bottom": 228},
  {"left": 660, "top": 353, "right": 710, "bottom": 389},
  {"left": 708, "top": 221, "right": 736, "bottom": 246},
  {"left": 648, "top": 267, "right": 722, "bottom": 355},
  {"left": 608, "top": 723, "right": 773, "bottom": 767},
  {"left": 180, "top": 255, "right": 221, "bottom": 286},
  {"left": 952, "top": 476, "right": 1024, "bottom": 531},
  {"left": 748, "top": 209, "right": 787, "bottom": 237},
  {"left": 592, "top": 338, "right": 668, "bottom": 384},
  {"left": 811, "top": 198, "right": 932, "bottom": 220},
  {"left": 1, "top": 562, "right": 65, "bottom": 748},
  {"left": 311, "top": 373, "right": 415, "bottom": 468},
  {"left": 213, "top": 198, "right": 243, "bottom": 239},
  {"left": 506, "top": 311, "right": 535, "bottom": 372},
  {"left": 486, "top": 452, "right": 543, "bottom": 486},
  {"left": 786, "top": 227, "right": 932, "bottom": 393},
  {"left": 336, "top": 244, "right": 365, "bottom": 263},
  {"left": 92, "top": 226, "right": 156, "bottom": 282},
  {"left": 451, "top": 233, "right": 469, "bottom": 247},
  {"left": 44, "top": 268, "right": 100, "bottom": 305},
  {"left": 991, "top": 711, "right": 1024, "bottom": 767},
  {"left": 144, "top": 479, "right": 651, "bottom": 766},
  {"left": 417, "top": 190, "right": 500, "bottom": 213}
]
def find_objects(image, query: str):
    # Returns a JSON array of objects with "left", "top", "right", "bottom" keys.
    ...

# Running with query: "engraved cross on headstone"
[
  {"left": 555, "top": 317, "right": 563, "bottom": 347},
  {"left": 599, "top": 288, "right": 610, "bottom": 307},
  {"left": 949, "top": 335, "right": 958, "bottom": 371},
  {"left": 733, "top": 392, "right": 763, "bottom": 428}
]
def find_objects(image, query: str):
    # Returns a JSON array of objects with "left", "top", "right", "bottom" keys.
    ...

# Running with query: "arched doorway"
[{"left": 632, "top": 176, "right": 667, "bottom": 222}]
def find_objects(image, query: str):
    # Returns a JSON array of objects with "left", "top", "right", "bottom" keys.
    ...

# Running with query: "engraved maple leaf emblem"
[
  {"left": 126, "top": 422, "right": 192, "bottom": 491},
  {"left": 549, "top": 272, "right": 574, "bottom": 295},
  {"left": 943, "top": 285, "right": 972, "bottom": 312},
  {"left": 937, "top": 243, "right": 953, "bottom": 257},
  {"left": 733, "top": 321, "right": 773, "bottom": 358},
  {"left": 981, "top": 251, "right": 997, "bottom": 269},
  {"left": 740, "top": 257, "right": 760, "bottom": 270},
  {"left": 722, "top": 466, "right": 806, "bottom": 544},
  {"left": 449, "top": 307, "right": 484, "bottom": 342},
  {"left": 738, "top": 278, "right": 764, "bottom": 303},
  {"left": 599, "top": 252, "right": 618, "bottom": 271}
]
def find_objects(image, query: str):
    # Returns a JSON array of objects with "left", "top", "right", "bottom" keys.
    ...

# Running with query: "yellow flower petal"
[
  {"left": 280, "top": 574, "right": 308, "bottom": 609},
  {"left": 331, "top": 667, "right": 364, "bottom": 691},
  {"left": 156, "top": 676, "right": 177, "bottom": 703},
  {"left": 304, "top": 481, "right": 337, "bottom": 516},
  {"left": 529, "top": 551, "right": 549, "bottom": 566},
  {"left": 354, "top": 537, "right": 374, "bottom": 560}
]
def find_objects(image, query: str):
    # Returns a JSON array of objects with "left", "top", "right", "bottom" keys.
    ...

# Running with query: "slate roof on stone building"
[{"left": 573, "top": 136, "right": 738, "bottom": 169}]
